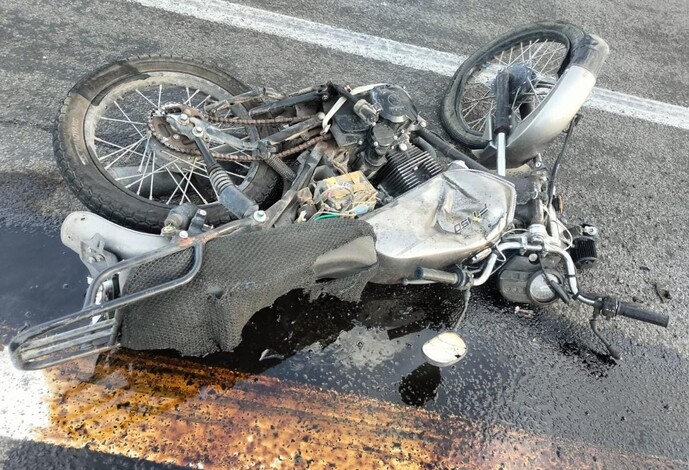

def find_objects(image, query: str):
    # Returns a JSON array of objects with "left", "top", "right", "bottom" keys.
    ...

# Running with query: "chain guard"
[{"left": 147, "top": 102, "right": 318, "bottom": 162}]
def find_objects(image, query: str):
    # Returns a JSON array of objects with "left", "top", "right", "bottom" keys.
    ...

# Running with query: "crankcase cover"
[{"left": 365, "top": 168, "right": 516, "bottom": 283}]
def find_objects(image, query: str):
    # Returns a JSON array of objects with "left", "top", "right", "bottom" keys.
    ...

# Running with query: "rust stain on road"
[{"left": 35, "top": 350, "right": 677, "bottom": 469}]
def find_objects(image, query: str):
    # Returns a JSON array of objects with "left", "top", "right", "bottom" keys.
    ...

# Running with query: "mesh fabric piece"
[{"left": 120, "top": 219, "right": 377, "bottom": 356}]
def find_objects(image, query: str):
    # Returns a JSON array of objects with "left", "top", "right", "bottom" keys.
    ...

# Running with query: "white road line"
[
  {"left": 120, "top": 1, "right": 689, "bottom": 130},
  {"left": 0, "top": 352, "right": 50, "bottom": 441},
  {"left": 132, "top": 0, "right": 464, "bottom": 75}
]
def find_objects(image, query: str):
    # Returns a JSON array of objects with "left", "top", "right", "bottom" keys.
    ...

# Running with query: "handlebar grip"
[
  {"left": 617, "top": 302, "right": 669, "bottom": 328},
  {"left": 493, "top": 71, "right": 512, "bottom": 136}
]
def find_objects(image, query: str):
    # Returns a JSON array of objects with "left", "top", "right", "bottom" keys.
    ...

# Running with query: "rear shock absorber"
[{"left": 193, "top": 135, "right": 258, "bottom": 218}]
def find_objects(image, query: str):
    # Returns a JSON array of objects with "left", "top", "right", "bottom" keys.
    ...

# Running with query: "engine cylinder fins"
[
  {"left": 373, "top": 145, "right": 445, "bottom": 198},
  {"left": 570, "top": 236, "right": 598, "bottom": 268}
]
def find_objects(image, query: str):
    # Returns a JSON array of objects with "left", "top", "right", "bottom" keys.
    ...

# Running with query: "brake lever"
[{"left": 589, "top": 309, "right": 621, "bottom": 360}]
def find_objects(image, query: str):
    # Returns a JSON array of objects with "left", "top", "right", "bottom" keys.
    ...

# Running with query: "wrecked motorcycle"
[{"left": 10, "top": 22, "right": 669, "bottom": 370}]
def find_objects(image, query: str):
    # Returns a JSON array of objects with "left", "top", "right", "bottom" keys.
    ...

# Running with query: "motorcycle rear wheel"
[
  {"left": 441, "top": 22, "right": 585, "bottom": 150},
  {"left": 54, "top": 55, "right": 279, "bottom": 233}
]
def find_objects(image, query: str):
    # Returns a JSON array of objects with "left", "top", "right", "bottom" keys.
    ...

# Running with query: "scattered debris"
[
  {"left": 654, "top": 283, "right": 672, "bottom": 303},
  {"left": 515, "top": 306, "right": 534, "bottom": 318},
  {"left": 260, "top": 349, "right": 285, "bottom": 362}
]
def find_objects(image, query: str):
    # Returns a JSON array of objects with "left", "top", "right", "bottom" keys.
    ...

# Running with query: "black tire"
[
  {"left": 441, "top": 22, "right": 585, "bottom": 149},
  {"left": 54, "top": 55, "right": 279, "bottom": 233}
]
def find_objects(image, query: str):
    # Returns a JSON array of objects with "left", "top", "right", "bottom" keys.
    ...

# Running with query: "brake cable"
[
  {"left": 547, "top": 114, "right": 581, "bottom": 207},
  {"left": 538, "top": 255, "right": 570, "bottom": 304},
  {"left": 451, "top": 289, "right": 472, "bottom": 332}
]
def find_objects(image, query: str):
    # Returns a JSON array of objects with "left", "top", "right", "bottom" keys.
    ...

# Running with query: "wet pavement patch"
[
  {"left": 0, "top": 227, "right": 87, "bottom": 334},
  {"left": 2, "top": 225, "right": 688, "bottom": 467},
  {"left": 3, "top": 438, "right": 186, "bottom": 470}
]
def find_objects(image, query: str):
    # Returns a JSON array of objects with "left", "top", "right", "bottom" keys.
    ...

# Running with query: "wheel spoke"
[
  {"left": 184, "top": 88, "right": 200, "bottom": 106},
  {"left": 138, "top": 137, "right": 152, "bottom": 172},
  {"left": 528, "top": 41, "right": 548, "bottom": 67},
  {"left": 135, "top": 89, "right": 158, "bottom": 108},
  {"left": 136, "top": 150, "right": 153, "bottom": 195},
  {"left": 466, "top": 116, "right": 486, "bottom": 126},
  {"left": 95, "top": 136, "right": 147, "bottom": 159},
  {"left": 123, "top": 159, "right": 173, "bottom": 190},
  {"left": 539, "top": 46, "right": 564, "bottom": 75},
  {"left": 113, "top": 101, "right": 145, "bottom": 138},
  {"left": 463, "top": 94, "right": 493, "bottom": 105},
  {"left": 495, "top": 49, "right": 507, "bottom": 67},
  {"left": 173, "top": 161, "right": 210, "bottom": 205},
  {"left": 511, "top": 85, "right": 523, "bottom": 115},
  {"left": 175, "top": 162, "right": 191, "bottom": 204},
  {"left": 97, "top": 139, "right": 140, "bottom": 162},
  {"left": 232, "top": 161, "right": 251, "bottom": 170},
  {"left": 122, "top": 158, "right": 170, "bottom": 187},
  {"left": 515, "top": 41, "right": 526, "bottom": 64},
  {"left": 159, "top": 150, "right": 210, "bottom": 175},
  {"left": 148, "top": 153, "right": 156, "bottom": 199},
  {"left": 526, "top": 78, "right": 543, "bottom": 106},
  {"left": 100, "top": 116, "right": 147, "bottom": 126},
  {"left": 164, "top": 165, "right": 185, "bottom": 204},
  {"left": 162, "top": 148, "right": 246, "bottom": 180},
  {"left": 194, "top": 95, "right": 211, "bottom": 110},
  {"left": 462, "top": 90, "right": 491, "bottom": 120},
  {"left": 104, "top": 136, "right": 147, "bottom": 170}
]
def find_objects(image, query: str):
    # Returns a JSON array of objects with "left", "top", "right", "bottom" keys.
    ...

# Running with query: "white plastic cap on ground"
[{"left": 422, "top": 331, "right": 467, "bottom": 368}]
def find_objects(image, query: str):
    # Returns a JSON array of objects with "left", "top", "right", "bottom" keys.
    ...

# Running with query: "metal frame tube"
[{"left": 496, "top": 132, "right": 507, "bottom": 176}]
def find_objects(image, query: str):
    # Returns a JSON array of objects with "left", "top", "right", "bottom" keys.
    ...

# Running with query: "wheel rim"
[
  {"left": 458, "top": 37, "right": 569, "bottom": 136},
  {"left": 83, "top": 72, "right": 260, "bottom": 208}
]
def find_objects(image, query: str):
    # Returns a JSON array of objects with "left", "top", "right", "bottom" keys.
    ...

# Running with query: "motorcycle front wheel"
[
  {"left": 441, "top": 22, "right": 585, "bottom": 150},
  {"left": 54, "top": 55, "right": 279, "bottom": 232}
]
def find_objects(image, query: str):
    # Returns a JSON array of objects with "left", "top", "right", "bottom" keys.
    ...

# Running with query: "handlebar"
[
  {"left": 593, "top": 296, "right": 669, "bottom": 328},
  {"left": 493, "top": 71, "right": 512, "bottom": 137},
  {"left": 584, "top": 294, "right": 667, "bottom": 359},
  {"left": 616, "top": 301, "right": 669, "bottom": 328}
]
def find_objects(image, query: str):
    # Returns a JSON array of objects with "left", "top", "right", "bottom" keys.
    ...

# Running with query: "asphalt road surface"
[{"left": 0, "top": 0, "right": 688, "bottom": 468}]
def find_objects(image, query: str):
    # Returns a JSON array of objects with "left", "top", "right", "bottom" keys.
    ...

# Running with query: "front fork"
[{"left": 418, "top": 192, "right": 669, "bottom": 359}]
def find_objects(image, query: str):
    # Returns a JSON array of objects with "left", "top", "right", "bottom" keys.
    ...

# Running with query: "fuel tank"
[{"left": 365, "top": 167, "right": 516, "bottom": 283}]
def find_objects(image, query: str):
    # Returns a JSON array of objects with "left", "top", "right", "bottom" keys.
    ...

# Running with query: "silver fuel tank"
[{"left": 365, "top": 167, "right": 516, "bottom": 283}]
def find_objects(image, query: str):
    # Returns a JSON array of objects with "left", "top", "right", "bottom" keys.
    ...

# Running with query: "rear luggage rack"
[{"left": 9, "top": 241, "right": 204, "bottom": 370}]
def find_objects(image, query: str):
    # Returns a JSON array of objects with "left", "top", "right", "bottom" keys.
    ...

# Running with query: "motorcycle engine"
[
  {"left": 498, "top": 255, "right": 564, "bottom": 305},
  {"left": 371, "top": 145, "right": 444, "bottom": 198},
  {"left": 325, "top": 85, "right": 446, "bottom": 201}
]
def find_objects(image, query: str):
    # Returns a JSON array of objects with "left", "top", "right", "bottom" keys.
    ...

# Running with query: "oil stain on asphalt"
[{"left": 37, "top": 351, "right": 679, "bottom": 469}]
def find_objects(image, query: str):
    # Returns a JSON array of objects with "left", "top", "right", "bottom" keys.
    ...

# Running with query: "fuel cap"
[{"left": 422, "top": 331, "right": 467, "bottom": 367}]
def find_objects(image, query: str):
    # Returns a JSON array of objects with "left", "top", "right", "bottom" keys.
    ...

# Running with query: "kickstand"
[{"left": 589, "top": 310, "right": 621, "bottom": 360}]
